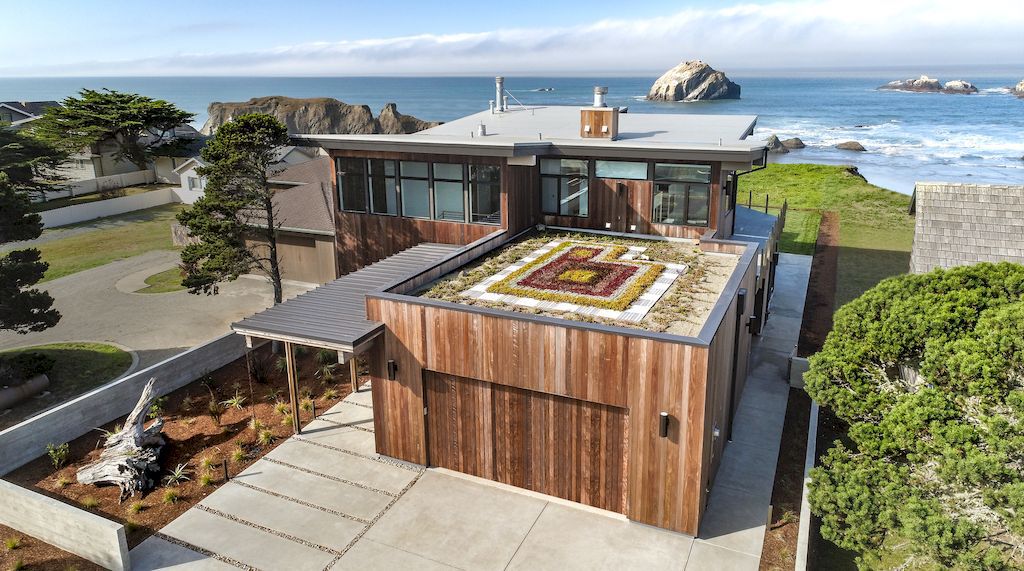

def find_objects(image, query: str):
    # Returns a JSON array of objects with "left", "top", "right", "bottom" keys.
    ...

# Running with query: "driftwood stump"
[{"left": 77, "top": 377, "right": 165, "bottom": 501}]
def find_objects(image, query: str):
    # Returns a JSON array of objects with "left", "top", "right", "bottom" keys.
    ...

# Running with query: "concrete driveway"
[{"left": 0, "top": 250, "right": 311, "bottom": 369}]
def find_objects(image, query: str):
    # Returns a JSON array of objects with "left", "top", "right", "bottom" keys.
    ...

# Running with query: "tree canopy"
[
  {"left": 0, "top": 173, "right": 60, "bottom": 333},
  {"left": 0, "top": 127, "right": 67, "bottom": 194},
  {"left": 176, "top": 113, "right": 290, "bottom": 304},
  {"left": 806, "top": 262, "right": 1024, "bottom": 569},
  {"left": 30, "top": 89, "right": 193, "bottom": 170}
]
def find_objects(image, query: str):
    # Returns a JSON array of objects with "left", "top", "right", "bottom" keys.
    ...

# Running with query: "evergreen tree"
[
  {"left": 806, "top": 262, "right": 1024, "bottom": 569},
  {"left": 30, "top": 89, "right": 193, "bottom": 171},
  {"left": 176, "top": 114, "right": 290, "bottom": 304},
  {"left": 0, "top": 173, "right": 60, "bottom": 333}
]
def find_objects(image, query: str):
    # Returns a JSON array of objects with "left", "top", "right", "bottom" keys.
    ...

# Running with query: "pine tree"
[
  {"left": 176, "top": 113, "right": 290, "bottom": 304},
  {"left": 0, "top": 173, "right": 59, "bottom": 333}
]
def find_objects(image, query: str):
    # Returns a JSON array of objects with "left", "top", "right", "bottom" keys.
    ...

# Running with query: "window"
[
  {"left": 595, "top": 160, "right": 648, "bottom": 180},
  {"left": 187, "top": 176, "right": 201, "bottom": 191},
  {"left": 368, "top": 159, "right": 398, "bottom": 215},
  {"left": 432, "top": 163, "right": 466, "bottom": 222},
  {"left": 652, "top": 163, "right": 712, "bottom": 227},
  {"left": 400, "top": 161, "right": 430, "bottom": 218},
  {"left": 336, "top": 157, "right": 368, "bottom": 212},
  {"left": 470, "top": 165, "right": 501, "bottom": 224},
  {"left": 540, "top": 159, "right": 589, "bottom": 217}
]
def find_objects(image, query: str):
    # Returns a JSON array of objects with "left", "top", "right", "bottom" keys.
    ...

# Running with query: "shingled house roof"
[
  {"left": 266, "top": 156, "right": 335, "bottom": 235},
  {"left": 909, "top": 182, "right": 1024, "bottom": 273},
  {"left": 1, "top": 100, "right": 60, "bottom": 118}
]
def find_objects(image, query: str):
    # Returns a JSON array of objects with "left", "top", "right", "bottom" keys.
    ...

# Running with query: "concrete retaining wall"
[
  {"left": 0, "top": 479, "right": 129, "bottom": 571},
  {"left": 40, "top": 186, "right": 178, "bottom": 228},
  {"left": 0, "top": 333, "right": 247, "bottom": 476},
  {"left": 68, "top": 170, "right": 156, "bottom": 197}
]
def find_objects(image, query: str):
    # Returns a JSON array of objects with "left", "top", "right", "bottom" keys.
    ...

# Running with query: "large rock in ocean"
[
  {"left": 836, "top": 141, "right": 866, "bottom": 152},
  {"left": 782, "top": 137, "right": 806, "bottom": 149},
  {"left": 880, "top": 76, "right": 977, "bottom": 94},
  {"left": 201, "top": 96, "right": 439, "bottom": 136},
  {"left": 647, "top": 60, "right": 740, "bottom": 101},
  {"left": 1012, "top": 79, "right": 1024, "bottom": 98},
  {"left": 764, "top": 135, "right": 788, "bottom": 154}
]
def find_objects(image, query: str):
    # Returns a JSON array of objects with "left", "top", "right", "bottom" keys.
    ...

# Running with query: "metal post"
[
  {"left": 350, "top": 357, "right": 359, "bottom": 393},
  {"left": 222, "top": 459, "right": 229, "bottom": 482},
  {"left": 765, "top": 194, "right": 769, "bottom": 213},
  {"left": 284, "top": 342, "right": 301, "bottom": 434},
  {"left": 748, "top": 189, "right": 752, "bottom": 208}
]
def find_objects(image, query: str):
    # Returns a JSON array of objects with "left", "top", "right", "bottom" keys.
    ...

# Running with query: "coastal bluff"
[
  {"left": 201, "top": 96, "right": 440, "bottom": 135},
  {"left": 647, "top": 60, "right": 740, "bottom": 101}
]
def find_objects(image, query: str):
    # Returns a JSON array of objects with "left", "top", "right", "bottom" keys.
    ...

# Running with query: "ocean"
[{"left": 2, "top": 72, "right": 1022, "bottom": 195}]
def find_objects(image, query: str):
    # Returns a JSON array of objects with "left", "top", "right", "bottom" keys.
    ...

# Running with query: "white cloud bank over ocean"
[{"left": 5, "top": 0, "right": 1022, "bottom": 76}]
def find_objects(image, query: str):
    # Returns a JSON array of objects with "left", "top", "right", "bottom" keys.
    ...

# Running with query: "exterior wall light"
[
  {"left": 387, "top": 359, "right": 398, "bottom": 380},
  {"left": 659, "top": 411, "right": 670, "bottom": 438}
]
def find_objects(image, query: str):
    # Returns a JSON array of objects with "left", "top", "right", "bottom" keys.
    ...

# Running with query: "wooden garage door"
[{"left": 424, "top": 371, "right": 628, "bottom": 513}]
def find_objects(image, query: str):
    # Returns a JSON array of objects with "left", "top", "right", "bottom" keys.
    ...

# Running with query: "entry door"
[{"left": 424, "top": 372, "right": 628, "bottom": 514}]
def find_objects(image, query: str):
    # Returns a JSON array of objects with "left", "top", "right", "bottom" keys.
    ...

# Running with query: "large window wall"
[{"left": 335, "top": 157, "right": 502, "bottom": 226}]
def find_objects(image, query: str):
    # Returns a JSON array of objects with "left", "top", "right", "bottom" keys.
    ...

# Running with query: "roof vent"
[
  {"left": 495, "top": 76, "right": 505, "bottom": 112},
  {"left": 593, "top": 86, "right": 608, "bottom": 108},
  {"left": 581, "top": 87, "right": 619, "bottom": 140}
]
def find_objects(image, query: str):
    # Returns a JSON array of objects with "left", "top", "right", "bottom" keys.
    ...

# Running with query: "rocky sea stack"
[
  {"left": 781, "top": 137, "right": 806, "bottom": 149},
  {"left": 836, "top": 141, "right": 867, "bottom": 152},
  {"left": 879, "top": 75, "right": 978, "bottom": 94},
  {"left": 1012, "top": 79, "right": 1024, "bottom": 98},
  {"left": 647, "top": 60, "right": 740, "bottom": 102},
  {"left": 765, "top": 135, "right": 788, "bottom": 154},
  {"left": 201, "top": 96, "right": 440, "bottom": 136}
]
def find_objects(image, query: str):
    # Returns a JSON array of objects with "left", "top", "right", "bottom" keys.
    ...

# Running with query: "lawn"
[
  {"left": 137, "top": 266, "right": 185, "bottom": 294},
  {"left": 31, "top": 184, "right": 174, "bottom": 212},
  {"left": 35, "top": 204, "right": 183, "bottom": 282},
  {"left": 0, "top": 342, "right": 133, "bottom": 430},
  {"left": 739, "top": 163, "right": 914, "bottom": 306}
]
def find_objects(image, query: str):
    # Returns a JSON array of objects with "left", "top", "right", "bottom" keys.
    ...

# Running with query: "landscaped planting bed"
[
  {"left": 1, "top": 344, "right": 364, "bottom": 568},
  {"left": 423, "top": 231, "right": 739, "bottom": 336}
]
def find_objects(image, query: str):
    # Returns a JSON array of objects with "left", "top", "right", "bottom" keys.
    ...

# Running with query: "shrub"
[
  {"left": 148, "top": 396, "right": 168, "bottom": 419},
  {"left": 180, "top": 395, "right": 196, "bottom": 412},
  {"left": 231, "top": 447, "right": 246, "bottom": 463},
  {"left": 249, "top": 356, "right": 272, "bottom": 384},
  {"left": 315, "top": 348, "right": 337, "bottom": 366},
  {"left": 55, "top": 476, "right": 70, "bottom": 489},
  {"left": 199, "top": 473, "right": 213, "bottom": 487},
  {"left": 273, "top": 401, "right": 289, "bottom": 416},
  {"left": 81, "top": 496, "right": 99, "bottom": 508},
  {"left": 11, "top": 559, "right": 24, "bottom": 571},
  {"left": 0, "top": 352, "right": 55, "bottom": 384},
  {"left": 248, "top": 418, "right": 264, "bottom": 431},
  {"left": 274, "top": 356, "right": 288, "bottom": 374},
  {"left": 321, "top": 388, "right": 338, "bottom": 401},
  {"left": 315, "top": 364, "right": 335, "bottom": 382},
  {"left": 207, "top": 399, "right": 225, "bottom": 424},
  {"left": 5, "top": 536, "right": 21, "bottom": 550},
  {"left": 806, "top": 263, "right": 1024, "bottom": 569},
  {"left": 127, "top": 501, "right": 144, "bottom": 514},
  {"left": 198, "top": 456, "right": 215, "bottom": 471},
  {"left": 46, "top": 442, "right": 69, "bottom": 469},
  {"left": 124, "top": 521, "right": 139, "bottom": 533},
  {"left": 162, "top": 488, "right": 180, "bottom": 504},
  {"left": 280, "top": 413, "right": 293, "bottom": 427},
  {"left": 257, "top": 429, "right": 275, "bottom": 446},
  {"left": 221, "top": 391, "right": 246, "bottom": 410},
  {"left": 162, "top": 463, "right": 190, "bottom": 486},
  {"left": 299, "top": 398, "right": 313, "bottom": 413}
]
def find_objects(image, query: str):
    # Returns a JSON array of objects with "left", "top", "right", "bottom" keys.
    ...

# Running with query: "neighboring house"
[
  {"left": 232, "top": 83, "right": 783, "bottom": 537},
  {"left": 174, "top": 153, "right": 336, "bottom": 284},
  {"left": 0, "top": 100, "right": 60, "bottom": 125},
  {"left": 909, "top": 182, "right": 1024, "bottom": 273}
]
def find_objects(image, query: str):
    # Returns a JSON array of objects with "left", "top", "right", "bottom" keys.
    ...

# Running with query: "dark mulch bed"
[
  {"left": 2, "top": 345, "right": 363, "bottom": 569},
  {"left": 796, "top": 210, "right": 839, "bottom": 357},
  {"left": 759, "top": 389, "right": 812, "bottom": 571}
]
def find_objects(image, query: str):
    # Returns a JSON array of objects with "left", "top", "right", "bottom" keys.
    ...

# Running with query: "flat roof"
[
  {"left": 232, "top": 243, "right": 460, "bottom": 352},
  {"left": 295, "top": 105, "right": 765, "bottom": 163}
]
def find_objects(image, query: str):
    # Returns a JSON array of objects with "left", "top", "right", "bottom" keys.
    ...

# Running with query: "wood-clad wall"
[
  {"left": 364, "top": 297, "right": 711, "bottom": 534},
  {"left": 425, "top": 372, "right": 629, "bottom": 513}
]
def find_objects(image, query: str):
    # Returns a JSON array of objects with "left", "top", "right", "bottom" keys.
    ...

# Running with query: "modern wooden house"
[{"left": 233, "top": 81, "right": 782, "bottom": 536}]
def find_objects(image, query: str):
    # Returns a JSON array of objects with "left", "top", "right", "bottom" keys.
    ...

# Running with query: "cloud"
[{"left": 3, "top": 0, "right": 1021, "bottom": 76}]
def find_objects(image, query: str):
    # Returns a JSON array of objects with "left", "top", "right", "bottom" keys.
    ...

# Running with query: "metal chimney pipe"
[
  {"left": 495, "top": 76, "right": 505, "bottom": 112},
  {"left": 593, "top": 86, "right": 608, "bottom": 108}
]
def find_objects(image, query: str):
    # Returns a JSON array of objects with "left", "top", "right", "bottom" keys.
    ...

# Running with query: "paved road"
[{"left": 0, "top": 250, "right": 311, "bottom": 369}]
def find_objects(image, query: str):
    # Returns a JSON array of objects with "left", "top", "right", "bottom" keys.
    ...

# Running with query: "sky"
[{"left": 1, "top": 0, "right": 1022, "bottom": 76}]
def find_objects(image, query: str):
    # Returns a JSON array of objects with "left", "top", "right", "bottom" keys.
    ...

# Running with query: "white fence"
[
  {"left": 39, "top": 187, "right": 179, "bottom": 228},
  {"left": 67, "top": 169, "right": 156, "bottom": 197},
  {"left": 0, "top": 479, "right": 130, "bottom": 571}
]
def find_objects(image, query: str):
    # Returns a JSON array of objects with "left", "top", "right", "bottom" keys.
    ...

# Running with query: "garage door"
[{"left": 424, "top": 371, "right": 628, "bottom": 513}]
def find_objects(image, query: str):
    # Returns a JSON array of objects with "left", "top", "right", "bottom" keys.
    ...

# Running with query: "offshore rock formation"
[
  {"left": 1012, "top": 79, "right": 1024, "bottom": 98},
  {"left": 201, "top": 96, "right": 439, "bottom": 136},
  {"left": 765, "top": 135, "right": 788, "bottom": 154},
  {"left": 835, "top": 141, "right": 867, "bottom": 152},
  {"left": 781, "top": 137, "right": 806, "bottom": 149},
  {"left": 879, "top": 76, "right": 977, "bottom": 94},
  {"left": 647, "top": 60, "right": 741, "bottom": 101}
]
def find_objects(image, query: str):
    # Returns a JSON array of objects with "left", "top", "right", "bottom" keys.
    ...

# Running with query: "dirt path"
[{"left": 797, "top": 211, "right": 839, "bottom": 357}]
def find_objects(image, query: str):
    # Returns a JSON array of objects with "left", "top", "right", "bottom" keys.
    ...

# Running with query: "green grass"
[
  {"left": 0, "top": 342, "right": 132, "bottom": 429},
  {"left": 31, "top": 184, "right": 173, "bottom": 212},
  {"left": 739, "top": 163, "right": 914, "bottom": 305},
  {"left": 137, "top": 266, "right": 185, "bottom": 294},
  {"left": 35, "top": 204, "right": 183, "bottom": 282}
]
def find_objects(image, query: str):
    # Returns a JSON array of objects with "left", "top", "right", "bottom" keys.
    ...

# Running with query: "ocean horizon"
[{"left": 3, "top": 69, "right": 1023, "bottom": 195}]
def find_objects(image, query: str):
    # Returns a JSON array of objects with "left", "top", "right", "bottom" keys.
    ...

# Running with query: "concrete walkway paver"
[{"left": 131, "top": 253, "right": 810, "bottom": 571}]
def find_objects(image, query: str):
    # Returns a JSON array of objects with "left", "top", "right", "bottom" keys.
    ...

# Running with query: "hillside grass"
[
  {"left": 739, "top": 163, "right": 914, "bottom": 306},
  {"left": 36, "top": 204, "right": 183, "bottom": 282}
]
